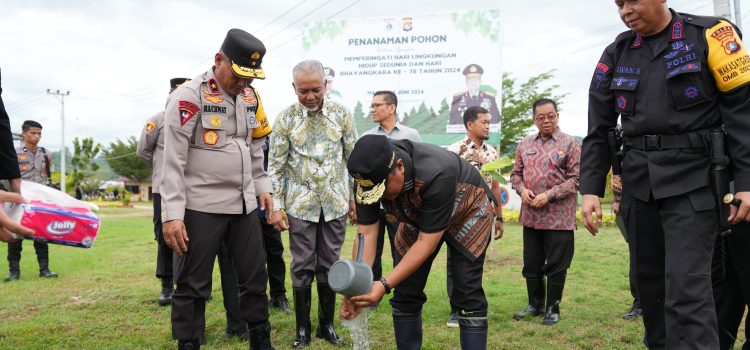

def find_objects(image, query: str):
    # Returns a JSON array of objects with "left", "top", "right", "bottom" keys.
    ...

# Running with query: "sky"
[{"left": 1, "top": 0, "right": 747, "bottom": 151}]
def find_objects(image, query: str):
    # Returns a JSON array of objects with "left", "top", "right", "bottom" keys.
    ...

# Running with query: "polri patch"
[
  {"left": 203, "top": 130, "right": 219, "bottom": 145},
  {"left": 617, "top": 95, "right": 627, "bottom": 110},
  {"left": 179, "top": 101, "right": 200, "bottom": 127}
]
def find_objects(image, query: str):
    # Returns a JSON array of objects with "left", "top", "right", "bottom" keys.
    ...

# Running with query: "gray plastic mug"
[{"left": 328, "top": 233, "right": 373, "bottom": 297}]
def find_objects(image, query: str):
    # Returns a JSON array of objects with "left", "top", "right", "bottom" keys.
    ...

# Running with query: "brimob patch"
[
  {"left": 203, "top": 130, "right": 219, "bottom": 145},
  {"left": 179, "top": 101, "right": 200, "bottom": 127}
]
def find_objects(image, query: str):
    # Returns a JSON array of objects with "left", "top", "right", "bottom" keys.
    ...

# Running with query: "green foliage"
[
  {"left": 501, "top": 71, "right": 567, "bottom": 155},
  {"left": 69, "top": 137, "right": 102, "bottom": 191},
  {"left": 482, "top": 156, "right": 514, "bottom": 184},
  {"left": 302, "top": 19, "right": 347, "bottom": 49},
  {"left": 103, "top": 136, "right": 151, "bottom": 183},
  {"left": 120, "top": 190, "right": 131, "bottom": 206},
  {"left": 450, "top": 9, "right": 502, "bottom": 43}
]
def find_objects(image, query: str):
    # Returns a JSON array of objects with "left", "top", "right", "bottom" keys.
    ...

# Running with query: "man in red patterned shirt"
[{"left": 510, "top": 98, "right": 581, "bottom": 325}]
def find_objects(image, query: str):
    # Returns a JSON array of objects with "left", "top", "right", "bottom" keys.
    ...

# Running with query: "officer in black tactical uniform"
[{"left": 580, "top": 1, "right": 750, "bottom": 349}]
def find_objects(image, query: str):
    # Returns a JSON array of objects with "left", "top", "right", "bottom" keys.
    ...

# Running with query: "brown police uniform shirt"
[
  {"left": 160, "top": 69, "right": 272, "bottom": 221},
  {"left": 136, "top": 111, "right": 165, "bottom": 193},
  {"left": 16, "top": 146, "right": 49, "bottom": 185}
]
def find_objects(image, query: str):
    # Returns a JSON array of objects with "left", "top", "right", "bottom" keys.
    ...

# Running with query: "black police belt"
[{"left": 623, "top": 131, "right": 708, "bottom": 152}]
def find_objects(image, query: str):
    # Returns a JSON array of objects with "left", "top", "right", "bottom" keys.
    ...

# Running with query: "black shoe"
[
  {"left": 39, "top": 269, "right": 58, "bottom": 278},
  {"left": 315, "top": 283, "right": 342, "bottom": 345},
  {"left": 622, "top": 300, "right": 642, "bottom": 320},
  {"left": 292, "top": 287, "right": 312, "bottom": 348},
  {"left": 446, "top": 311, "right": 459, "bottom": 328},
  {"left": 158, "top": 279, "right": 174, "bottom": 306},
  {"left": 249, "top": 323, "right": 275, "bottom": 350},
  {"left": 270, "top": 295, "right": 291, "bottom": 313},
  {"left": 4, "top": 271, "right": 19, "bottom": 282},
  {"left": 178, "top": 339, "right": 200, "bottom": 350}
]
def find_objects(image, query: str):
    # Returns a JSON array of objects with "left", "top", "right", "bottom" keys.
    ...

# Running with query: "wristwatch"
[
  {"left": 380, "top": 277, "right": 392, "bottom": 294},
  {"left": 496, "top": 215, "right": 503, "bottom": 223}
]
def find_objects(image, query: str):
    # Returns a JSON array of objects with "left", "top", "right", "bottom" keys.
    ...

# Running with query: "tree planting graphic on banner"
[{"left": 302, "top": 10, "right": 502, "bottom": 137}]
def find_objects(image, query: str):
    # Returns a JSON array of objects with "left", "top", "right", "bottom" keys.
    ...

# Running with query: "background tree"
[
  {"left": 501, "top": 70, "right": 567, "bottom": 155},
  {"left": 69, "top": 137, "right": 102, "bottom": 193},
  {"left": 103, "top": 136, "right": 151, "bottom": 183}
]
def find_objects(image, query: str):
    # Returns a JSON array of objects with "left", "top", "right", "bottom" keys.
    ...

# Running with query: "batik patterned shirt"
[
  {"left": 269, "top": 99, "right": 358, "bottom": 222},
  {"left": 447, "top": 137, "right": 498, "bottom": 186},
  {"left": 510, "top": 128, "right": 580, "bottom": 230}
]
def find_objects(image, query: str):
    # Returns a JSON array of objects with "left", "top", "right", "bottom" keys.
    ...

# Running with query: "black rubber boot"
[
  {"left": 292, "top": 287, "right": 312, "bottom": 348},
  {"left": 158, "top": 278, "right": 174, "bottom": 306},
  {"left": 458, "top": 311, "right": 488, "bottom": 350},
  {"left": 622, "top": 299, "right": 642, "bottom": 320},
  {"left": 542, "top": 275, "right": 565, "bottom": 325},
  {"left": 4, "top": 260, "right": 19, "bottom": 282},
  {"left": 38, "top": 259, "right": 58, "bottom": 278},
  {"left": 270, "top": 295, "right": 292, "bottom": 313},
  {"left": 513, "top": 278, "right": 545, "bottom": 320},
  {"left": 248, "top": 322, "right": 275, "bottom": 350},
  {"left": 393, "top": 311, "right": 422, "bottom": 350},
  {"left": 315, "top": 282, "right": 343, "bottom": 344},
  {"left": 177, "top": 339, "right": 200, "bottom": 350}
]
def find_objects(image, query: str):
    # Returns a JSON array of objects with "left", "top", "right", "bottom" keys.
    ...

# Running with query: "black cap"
[
  {"left": 221, "top": 28, "right": 266, "bottom": 80},
  {"left": 462, "top": 64, "right": 483, "bottom": 77},
  {"left": 170, "top": 78, "right": 190, "bottom": 90},
  {"left": 347, "top": 135, "right": 396, "bottom": 204}
]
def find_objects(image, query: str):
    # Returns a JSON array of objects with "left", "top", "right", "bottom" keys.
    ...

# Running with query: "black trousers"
[
  {"left": 7, "top": 239, "right": 49, "bottom": 270},
  {"left": 521, "top": 227, "right": 574, "bottom": 280},
  {"left": 260, "top": 219, "right": 287, "bottom": 298},
  {"left": 712, "top": 222, "right": 750, "bottom": 350},
  {"left": 621, "top": 187, "right": 719, "bottom": 350},
  {"left": 171, "top": 209, "right": 269, "bottom": 340},
  {"left": 373, "top": 209, "right": 400, "bottom": 281},
  {"left": 616, "top": 214, "right": 639, "bottom": 302},
  {"left": 153, "top": 193, "right": 173, "bottom": 280},
  {"left": 216, "top": 218, "right": 286, "bottom": 334},
  {"left": 390, "top": 238, "right": 487, "bottom": 318}
]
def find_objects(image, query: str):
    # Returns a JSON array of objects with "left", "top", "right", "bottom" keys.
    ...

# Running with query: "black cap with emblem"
[
  {"left": 462, "top": 64, "right": 484, "bottom": 77},
  {"left": 170, "top": 78, "right": 190, "bottom": 91},
  {"left": 221, "top": 28, "right": 266, "bottom": 80},
  {"left": 347, "top": 135, "right": 396, "bottom": 204}
]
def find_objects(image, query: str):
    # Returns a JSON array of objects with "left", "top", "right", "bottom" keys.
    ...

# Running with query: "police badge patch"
[{"left": 179, "top": 101, "right": 200, "bottom": 127}]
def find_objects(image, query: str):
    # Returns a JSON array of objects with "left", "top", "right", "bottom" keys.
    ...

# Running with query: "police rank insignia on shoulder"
[
  {"left": 203, "top": 130, "right": 219, "bottom": 145},
  {"left": 179, "top": 101, "right": 200, "bottom": 126},
  {"left": 145, "top": 121, "right": 156, "bottom": 133},
  {"left": 208, "top": 78, "right": 220, "bottom": 95},
  {"left": 706, "top": 21, "right": 750, "bottom": 92}
]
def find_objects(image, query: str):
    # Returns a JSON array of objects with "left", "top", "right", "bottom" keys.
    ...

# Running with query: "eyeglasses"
[
  {"left": 370, "top": 103, "right": 392, "bottom": 109},
  {"left": 534, "top": 113, "right": 558, "bottom": 122}
]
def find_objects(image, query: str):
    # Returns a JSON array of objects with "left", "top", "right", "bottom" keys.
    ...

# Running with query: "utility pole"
[
  {"left": 46, "top": 89, "right": 70, "bottom": 193},
  {"left": 714, "top": 0, "right": 731, "bottom": 19}
]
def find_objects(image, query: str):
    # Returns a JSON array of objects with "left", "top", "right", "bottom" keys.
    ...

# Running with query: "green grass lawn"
[{"left": 0, "top": 206, "right": 739, "bottom": 349}]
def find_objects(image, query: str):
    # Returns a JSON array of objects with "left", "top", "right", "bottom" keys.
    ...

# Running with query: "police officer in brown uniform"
[
  {"left": 159, "top": 28, "right": 275, "bottom": 350},
  {"left": 449, "top": 64, "right": 501, "bottom": 125},
  {"left": 136, "top": 77, "right": 190, "bottom": 305},
  {"left": 580, "top": 1, "right": 750, "bottom": 348},
  {"left": 6, "top": 120, "right": 58, "bottom": 281}
]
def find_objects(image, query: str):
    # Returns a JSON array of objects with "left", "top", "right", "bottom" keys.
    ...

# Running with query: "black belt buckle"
[{"left": 644, "top": 135, "right": 661, "bottom": 151}]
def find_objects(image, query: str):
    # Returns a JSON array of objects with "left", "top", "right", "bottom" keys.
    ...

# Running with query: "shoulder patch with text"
[
  {"left": 179, "top": 101, "right": 200, "bottom": 127},
  {"left": 706, "top": 21, "right": 750, "bottom": 92}
]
